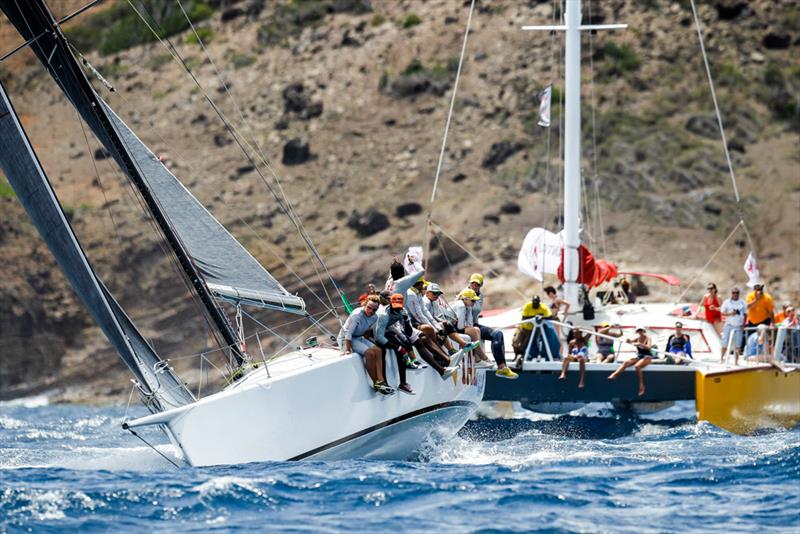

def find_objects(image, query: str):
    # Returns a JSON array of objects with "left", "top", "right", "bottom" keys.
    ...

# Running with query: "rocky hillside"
[{"left": 0, "top": 0, "right": 797, "bottom": 402}]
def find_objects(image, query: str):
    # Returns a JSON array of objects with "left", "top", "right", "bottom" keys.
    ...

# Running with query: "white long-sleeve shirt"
[
  {"left": 406, "top": 287, "right": 434, "bottom": 326},
  {"left": 337, "top": 307, "right": 377, "bottom": 343},
  {"left": 452, "top": 300, "right": 475, "bottom": 331}
]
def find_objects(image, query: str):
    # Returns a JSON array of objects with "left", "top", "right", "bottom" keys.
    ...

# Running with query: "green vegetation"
[
  {"left": 256, "top": 0, "right": 372, "bottom": 48},
  {"left": 399, "top": 13, "right": 422, "bottom": 29},
  {"left": 64, "top": 1, "right": 214, "bottom": 56},
  {"left": 400, "top": 58, "right": 455, "bottom": 79},
  {"left": 600, "top": 42, "right": 642, "bottom": 77},
  {"left": 146, "top": 53, "right": 173, "bottom": 71},
  {"left": 229, "top": 52, "right": 256, "bottom": 69},
  {"left": 185, "top": 26, "right": 214, "bottom": 44},
  {"left": 716, "top": 60, "right": 745, "bottom": 87},
  {"left": 0, "top": 178, "right": 15, "bottom": 199},
  {"left": 370, "top": 14, "right": 386, "bottom": 27},
  {"left": 762, "top": 63, "right": 800, "bottom": 130}
]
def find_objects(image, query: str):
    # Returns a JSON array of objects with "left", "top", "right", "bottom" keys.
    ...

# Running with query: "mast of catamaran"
[{"left": 523, "top": 0, "right": 625, "bottom": 310}]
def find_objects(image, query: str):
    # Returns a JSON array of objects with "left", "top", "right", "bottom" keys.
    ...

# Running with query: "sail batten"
[{"left": 0, "top": 80, "right": 193, "bottom": 411}]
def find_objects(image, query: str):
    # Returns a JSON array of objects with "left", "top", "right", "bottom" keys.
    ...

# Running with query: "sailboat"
[
  {"left": 0, "top": 1, "right": 483, "bottom": 466},
  {"left": 474, "top": 0, "right": 799, "bottom": 424}
]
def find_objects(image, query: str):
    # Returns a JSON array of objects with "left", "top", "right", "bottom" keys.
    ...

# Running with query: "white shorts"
[
  {"left": 721, "top": 323, "right": 743, "bottom": 351},
  {"left": 339, "top": 337, "right": 375, "bottom": 355}
]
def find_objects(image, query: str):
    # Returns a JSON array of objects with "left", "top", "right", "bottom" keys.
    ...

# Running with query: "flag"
[
  {"left": 517, "top": 227, "right": 562, "bottom": 281},
  {"left": 537, "top": 85, "right": 552, "bottom": 128},
  {"left": 743, "top": 252, "right": 761, "bottom": 288},
  {"left": 403, "top": 246, "right": 424, "bottom": 274}
]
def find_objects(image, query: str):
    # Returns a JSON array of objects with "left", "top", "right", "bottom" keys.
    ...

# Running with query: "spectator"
[
  {"left": 519, "top": 296, "right": 557, "bottom": 360},
  {"left": 774, "top": 303, "right": 792, "bottom": 325},
  {"left": 720, "top": 287, "right": 746, "bottom": 362},
  {"left": 745, "top": 324, "right": 772, "bottom": 362},
  {"left": 620, "top": 278, "right": 637, "bottom": 304},
  {"left": 608, "top": 327, "right": 654, "bottom": 397},
  {"left": 745, "top": 283, "right": 774, "bottom": 327},
  {"left": 695, "top": 283, "right": 722, "bottom": 334},
  {"left": 544, "top": 285, "right": 570, "bottom": 319},
  {"left": 665, "top": 322, "right": 692, "bottom": 361},
  {"left": 595, "top": 321, "right": 622, "bottom": 363},
  {"left": 558, "top": 331, "right": 590, "bottom": 388}
]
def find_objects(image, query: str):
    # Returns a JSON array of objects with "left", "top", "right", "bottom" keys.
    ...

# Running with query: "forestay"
[{"left": 0, "top": 81, "right": 194, "bottom": 411}]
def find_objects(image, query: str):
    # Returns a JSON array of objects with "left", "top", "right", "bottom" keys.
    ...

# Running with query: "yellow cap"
[
  {"left": 458, "top": 288, "right": 481, "bottom": 301},
  {"left": 469, "top": 273, "right": 484, "bottom": 285}
]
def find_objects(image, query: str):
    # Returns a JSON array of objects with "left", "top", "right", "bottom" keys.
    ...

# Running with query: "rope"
[
  {"left": 123, "top": 426, "right": 181, "bottom": 469},
  {"left": 689, "top": 0, "right": 755, "bottom": 253},
  {"left": 587, "top": 0, "right": 607, "bottom": 258},
  {"left": 674, "top": 221, "right": 743, "bottom": 303},
  {"left": 429, "top": 220, "right": 527, "bottom": 299},
  {"left": 424, "top": 0, "right": 477, "bottom": 268}
]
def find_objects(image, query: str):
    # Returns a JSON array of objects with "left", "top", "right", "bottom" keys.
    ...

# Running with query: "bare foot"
[
  {"left": 608, "top": 374, "right": 618, "bottom": 380},
  {"left": 638, "top": 385, "right": 645, "bottom": 396},
  {"left": 578, "top": 382, "right": 585, "bottom": 389},
  {"left": 558, "top": 374, "right": 566, "bottom": 380}
]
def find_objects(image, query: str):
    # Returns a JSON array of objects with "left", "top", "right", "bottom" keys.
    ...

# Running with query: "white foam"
[{"left": 0, "top": 394, "right": 50, "bottom": 408}]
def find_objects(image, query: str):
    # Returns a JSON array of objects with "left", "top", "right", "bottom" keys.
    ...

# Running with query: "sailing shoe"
[
  {"left": 398, "top": 383, "right": 416, "bottom": 395},
  {"left": 495, "top": 367, "right": 519, "bottom": 380},
  {"left": 406, "top": 358, "right": 426, "bottom": 370},
  {"left": 441, "top": 366, "right": 458, "bottom": 380},
  {"left": 465, "top": 341, "right": 482, "bottom": 352},
  {"left": 373, "top": 381, "right": 396, "bottom": 395},
  {"left": 474, "top": 359, "right": 497, "bottom": 370},
  {"left": 449, "top": 348, "right": 466, "bottom": 368}
]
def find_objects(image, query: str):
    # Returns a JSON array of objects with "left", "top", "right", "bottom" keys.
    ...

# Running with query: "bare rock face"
[
  {"left": 282, "top": 138, "right": 313, "bottom": 165},
  {"left": 282, "top": 83, "right": 323, "bottom": 120},
  {"left": 482, "top": 141, "right": 525, "bottom": 170},
  {"left": 395, "top": 202, "right": 423, "bottom": 218},
  {"left": 347, "top": 209, "right": 390, "bottom": 237},
  {"left": 427, "top": 234, "right": 468, "bottom": 272}
]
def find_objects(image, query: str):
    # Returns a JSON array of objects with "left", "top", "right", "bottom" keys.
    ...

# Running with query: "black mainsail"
[
  {"left": 0, "top": 80, "right": 194, "bottom": 411},
  {"left": 1, "top": 1, "right": 305, "bottom": 367}
]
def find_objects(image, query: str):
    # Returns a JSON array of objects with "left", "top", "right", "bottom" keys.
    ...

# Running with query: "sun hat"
[
  {"left": 458, "top": 289, "right": 481, "bottom": 301},
  {"left": 469, "top": 273, "right": 484, "bottom": 285}
]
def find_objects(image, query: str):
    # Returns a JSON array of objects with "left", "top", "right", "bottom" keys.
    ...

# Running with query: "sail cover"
[
  {"left": 0, "top": 1, "right": 304, "bottom": 314},
  {"left": 0, "top": 81, "right": 193, "bottom": 411}
]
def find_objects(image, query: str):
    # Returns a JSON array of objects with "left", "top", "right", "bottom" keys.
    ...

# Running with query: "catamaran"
[
  {"left": 0, "top": 0, "right": 484, "bottom": 466},
  {"left": 468, "top": 0, "right": 799, "bottom": 427}
]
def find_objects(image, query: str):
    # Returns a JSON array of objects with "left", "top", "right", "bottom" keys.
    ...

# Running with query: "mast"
[
  {"left": 562, "top": 0, "right": 582, "bottom": 310},
  {"left": 1, "top": 1, "right": 246, "bottom": 365},
  {"left": 523, "top": 0, "right": 626, "bottom": 310}
]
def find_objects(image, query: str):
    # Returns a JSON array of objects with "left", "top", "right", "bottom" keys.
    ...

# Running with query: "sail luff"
[{"left": 0, "top": 80, "right": 193, "bottom": 411}]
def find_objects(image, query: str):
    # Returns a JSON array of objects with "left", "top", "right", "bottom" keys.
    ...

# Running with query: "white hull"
[{"left": 126, "top": 347, "right": 484, "bottom": 466}]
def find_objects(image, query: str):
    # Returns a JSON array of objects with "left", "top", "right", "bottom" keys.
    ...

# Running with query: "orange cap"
[{"left": 390, "top": 293, "right": 405, "bottom": 309}]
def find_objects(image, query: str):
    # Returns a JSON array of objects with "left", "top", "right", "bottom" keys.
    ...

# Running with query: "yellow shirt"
[
  {"left": 745, "top": 291, "right": 774, "bottom": 324},
  {"left": 520, "top": 302, "right": 552, "bottom": 331}
]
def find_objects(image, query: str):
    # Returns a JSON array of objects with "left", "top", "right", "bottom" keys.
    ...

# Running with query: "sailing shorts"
[
  {"left": 721, "top": 323, "right": 743, "bottom": 351},
  {"left": 340, "top": 337, "right": 374, "bottom": 356}
]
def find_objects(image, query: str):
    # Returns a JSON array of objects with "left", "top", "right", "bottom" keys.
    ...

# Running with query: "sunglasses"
[{"left": 366, "top": 305, "right": 379, "bottom": 311}]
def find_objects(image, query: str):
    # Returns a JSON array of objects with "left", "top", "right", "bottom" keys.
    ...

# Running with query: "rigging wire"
[
  {"left": 172, "top": 0, "right": 342, "bottom": 317},
  {"left": 423, "top": 0, "right": 476, "bottom": 269},
  {"left": 586, "top": 0, "right": 607, "bottom": 258},
  {"left": 674, "top": 221, "right": 744, "bottom": 304},
  {"left": 125, "top": 0, "right": 342, "bottom": 323},
  {"left": 689, "top": 0, "right": 754, "bottom": 253}
]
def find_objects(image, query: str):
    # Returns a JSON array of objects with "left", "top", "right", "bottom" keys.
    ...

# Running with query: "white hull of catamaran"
[{"left": 125, "top": 347, "right": 484, "bottom": 466}]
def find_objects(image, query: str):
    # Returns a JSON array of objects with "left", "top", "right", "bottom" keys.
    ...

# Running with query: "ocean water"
[{"left": 1, "top": 397, "right": 798, "bottom": 533}]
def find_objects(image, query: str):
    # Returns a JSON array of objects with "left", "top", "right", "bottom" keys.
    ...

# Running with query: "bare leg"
[
  {"left": 365, "top": 347, "right": 383, "bottom": 383},
  {"left": 559, "top": 356, "right": 574, "bottom": 379},
  {"left": 466, "top": 326, "right": 489, "bottom": 361},
  {"left": 635, "top": 357, "right": 652, "bottom": 396},
  {"left": 609, "top": 358, "right": 636, "bottom": 379},
  {"left": 578, "top": 358, "right": 586, "bottom": 388},
  {"left": 419, "top": 324, "right": 450, "bottom": 360},
  {"left": 449, "top": 332, "right": 468, "bottom": 349}
]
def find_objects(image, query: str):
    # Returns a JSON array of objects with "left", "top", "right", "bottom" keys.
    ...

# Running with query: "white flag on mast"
[
  {"left": 518, "top": 227, "right": 562, "bottom": 281},
  {"left": 743, "top": 252, "right": 761, "bottom": 287},
  {"left": 538, "top": 85, "right": 552, "bottom": 128}
]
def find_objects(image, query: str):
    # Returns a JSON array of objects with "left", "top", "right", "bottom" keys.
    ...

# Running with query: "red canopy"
[{"left": 618, "top": 271, "right": 681, "bottom": 286}]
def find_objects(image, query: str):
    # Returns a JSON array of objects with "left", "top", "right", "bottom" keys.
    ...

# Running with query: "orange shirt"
[
  {"left": 745, "top": 291, "right": 774, "bottom": 324},
  {"left": 774, "top": 312, "right": 787, "bottom": 324}
]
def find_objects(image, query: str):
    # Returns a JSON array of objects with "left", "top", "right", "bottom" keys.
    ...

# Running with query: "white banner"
[
  {"left": 517, "top": 228, "right": 562, "bottom": 281},
  {"left": 538, "top": 85, "right": 552, "bottom": 128},
  {"left": 403, "top": 246, "right": 424, "bottom": 275},
  {"left": 744, "top": 251, "right": 761, "bottom": 287}
]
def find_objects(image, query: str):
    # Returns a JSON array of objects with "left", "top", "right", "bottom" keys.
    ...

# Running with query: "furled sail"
[
  {"left": 0, "top": 81, "right": 194, "bottom": 411},
  {"left": 0, "top": 1, "right": 304, "bottom": 316}
]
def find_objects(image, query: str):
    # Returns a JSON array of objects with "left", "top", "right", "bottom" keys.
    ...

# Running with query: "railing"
[{"left": 724, "top": 324, "right": 800, "bottom": 366}]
